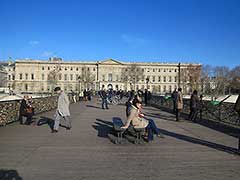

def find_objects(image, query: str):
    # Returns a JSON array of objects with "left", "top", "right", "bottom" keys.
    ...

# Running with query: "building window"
[
  {"left": 12, "top": 75, "right": 15, "bottom": 80},
  {"left": 158, "top": 85, "right": 161, "bottom": 92},
  {"left": 19, "top": 73, "right": 23, "bottom": 80},
  {"left": 158, "top": 69, "right": 161, "bottom": 72},
  {"left": 152, "top": 76, "right": 155, "bottom": 82},
  {"left": 163, "top": 76, "right": 166, "bottom": 82},
  {"left": 175, "top": 69, "right": 177, "bottom": 72},
  {"left": 142, "top": 75, "right": 145, "bottom": 82},
  {"left": 108, "top": 73, "right": 112, "bottom": 82},
  {"left": 42, "top": 74, "right": 44, "bottom": 80},
  {"left": 142, "top": 69, "right": 144, "bottom": 72},
  {"left": 169, "top": 85, "right": 172, "bottom": 92},
  {"left": 70, "top": 74, "right": 73, "bottom": 81},
  {"left": 42, "top": 67, "right": 44, "bottom": 70},
  {"left": 48, "top": 67, "right": 50, "bottom": 70},
  {"left": 163, "top": 69, "right": 166, "bottom": 72},
  {"left": 70, "top": 67, "right": 73, "bottom": 71},
  {"left": 169, "top": 69, "right": 172, "bottom": 72},
  {"left": 59, "top": 74, "right": 62, "bottom": 81},
  {"left": 87, "top": 67, "right": 90, "bottom": 71},
  {"left": 153, "top": 69, "right": 155, "bottom": 72},
  {"left": 175, "top": 76, "right": 177, "bottom": 82},
  {"left": 93, "top": 68, "right": 95, "bottom": 71},
  {"left": 169, "top": 76, "right": 172, "bottom": 82},
  {"left": 102, "top": 75, "right": 105, "bottom": 81},
  {"left": 8, "top": 75, "right": 11, "bottom": 80},
  {"left": 158, "top": 76, "right": 161, "bottom": 82},
  {"left": 65, "top": 67, "right": 67, "bottom": 71},
  {"left": 116, "top": 75, "right": 119, "bottom": 81},
  {"left": 163, "top": 85, "right": 166, "bottom": 92},
  {"left": 31, "top": 74, "right": 34, "bottom": 80},
  {"left": 64, "top": 74, "right": 67, "bottom": 81},
  {"left": 76, "top": 67, "right": 79, "bottom": 71},
  {"left": 25, "top": 84, "right": 28, "bottom": 91},
  {"left": 25, "top": 73, "right": 28, "bottom": 80}
]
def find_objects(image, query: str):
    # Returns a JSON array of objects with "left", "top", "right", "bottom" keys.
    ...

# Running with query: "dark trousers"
[
  {"left": 176, "top": 109, "right": 181, "bottom": 121},
  {"left": 173, "top": 101, "right": 176, "bottom": 113},
  {"left": 19, "top": 114, "right": 33, "bottom": 125},
  {"left": 146, "top": 119, "right": 160, "bottom": 141},
  {"left": 102, "top": 98, "right": 109, "bottom": 109},
  {"left": 189, "top": 108, "right": 198, "bottom": 122}
]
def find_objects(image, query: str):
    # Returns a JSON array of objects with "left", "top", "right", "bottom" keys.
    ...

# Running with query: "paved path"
[{"left": 0, "top": 99, "right": 240, "bottom": 180}]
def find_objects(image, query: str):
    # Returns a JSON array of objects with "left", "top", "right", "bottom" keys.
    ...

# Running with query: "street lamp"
[
  {"left": 146, "top": 77, "right": 149, "bottom": 90},
  {"left": 177, "top": 62, "right": 181, "bottom": 88},
  {"left": 96, "top": 61, "right": 99, "bottom": 91},
  {"left": 77, "top": 76, "right": 81, "bottom": 93}
]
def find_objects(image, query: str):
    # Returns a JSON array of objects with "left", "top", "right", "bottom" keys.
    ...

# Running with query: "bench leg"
[
  {"left": 116, "top": 132, "right": 124, "bottom": 144},
  {"left": 134, "top": 132, "right": 143, "bottom": 144}
]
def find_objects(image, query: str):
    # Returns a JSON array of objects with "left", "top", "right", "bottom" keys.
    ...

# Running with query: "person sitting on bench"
[{"left": 121, "top": 99, "right": 163, "bottom": 142}]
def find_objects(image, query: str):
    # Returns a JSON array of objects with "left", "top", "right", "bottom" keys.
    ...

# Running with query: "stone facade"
[{"left": 5, "top": 58, "right": 201, "bottom": 94}]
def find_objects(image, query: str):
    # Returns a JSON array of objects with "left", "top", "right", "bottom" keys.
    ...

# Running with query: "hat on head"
[{"left": 54, "top": 87, "right": 61, "bottom": 92}]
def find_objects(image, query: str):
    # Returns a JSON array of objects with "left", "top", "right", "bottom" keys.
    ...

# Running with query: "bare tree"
[
  {"left": 212, "top": 66, "right": 230, "bottom": 96},
  {"left": 78, "top": 66, "right": 95, "bottom": 90},
  {"left": 121, "top": 64, "right": 143, "bottom": 91},
  {"left": 201, "top": 65, "right": 213, "bottom": 94},
  {"left": 229, "top": 66, "right": 240, "bottom": 94},
  {"left": 0, "top": 64, "right": 7, "bottom": 87},
  {"left": 180, "top": 64, "right": 201, "bottom": 94},
  {"left": 47, "top": 64, "right": 61, "bottom": 91}
]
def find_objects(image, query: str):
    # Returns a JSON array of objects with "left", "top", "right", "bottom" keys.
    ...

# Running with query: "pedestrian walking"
[
  {"left": 71, "top": 90, "right": 76, "bottom": 103},
  {"left": 99, "top": 89, "right": 109, "bottom": 109},
  {"left": 176, "top": 88, "right": 183, "bottom": 121},
  {"left": 52, "top": 87, "right": 71, "bottom": 133}
]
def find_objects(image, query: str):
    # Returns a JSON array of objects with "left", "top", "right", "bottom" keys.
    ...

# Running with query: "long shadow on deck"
[
  {"left": 146, "top": 107, "right": 240, "bottom": 138},
  {"left": 92, "top": 119, "right": 114, "bottom": 138},
  {"left": 160, "top": 128, "right": 240, "bottom": 155},
  {"left": 0, "top": 169, "right": 23, "bottom": 180},
  {"left": 37, "top": 116, "right": 54, "bottom": 130}
]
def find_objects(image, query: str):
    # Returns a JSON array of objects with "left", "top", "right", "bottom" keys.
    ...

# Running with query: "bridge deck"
[{"left": 0, "top": 99, "right": 239, "bottom": 180}]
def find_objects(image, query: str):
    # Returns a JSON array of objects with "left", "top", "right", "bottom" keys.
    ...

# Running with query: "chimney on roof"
[{"left": 49, "top": 57, "right": 63, "bottom": 62}]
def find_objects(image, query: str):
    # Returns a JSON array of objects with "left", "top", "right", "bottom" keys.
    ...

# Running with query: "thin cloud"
[
  {"left": 41, "top": 51, "right": 53, "bottom": 57},
  {"left": 121, "top": 34, "right": 146, "bottom": 48},
  {"left": 29, "top": 40, "right": 40, "bottom": 45}
]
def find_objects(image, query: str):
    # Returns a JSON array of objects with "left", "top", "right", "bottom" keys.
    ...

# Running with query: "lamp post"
[
  {"left": 177, "top": 62, "right": 181, "bottom": 88},
  {"left": 77, "top": 76, "right": 81, "bottom": 93},
  {"left": 96, "top": 61, "right": 99, "bottom": 91},
  {"left": 146, "top": 77, "right": 149, "bottom": 91}
]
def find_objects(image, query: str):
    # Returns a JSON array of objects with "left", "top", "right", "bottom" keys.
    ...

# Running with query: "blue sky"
[{"left": 0, "top": 0, "right": 240, "bottom": 68}]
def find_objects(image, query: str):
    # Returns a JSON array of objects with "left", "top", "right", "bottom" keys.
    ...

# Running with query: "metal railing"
[{"left": 149, "top": 95, "right": 240, "bottom": 151}]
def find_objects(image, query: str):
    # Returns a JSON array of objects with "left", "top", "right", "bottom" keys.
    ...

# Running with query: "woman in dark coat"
[
  {"left": 19, "top": 96, "right": 34, "bottom": 125},
  {"left": 189, "top": 90, "right": 199, "bottom": 122}
]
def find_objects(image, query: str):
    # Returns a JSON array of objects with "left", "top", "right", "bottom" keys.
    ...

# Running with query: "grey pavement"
[{"left": 0, "top": 99, "right": 240, "bottom": 180}]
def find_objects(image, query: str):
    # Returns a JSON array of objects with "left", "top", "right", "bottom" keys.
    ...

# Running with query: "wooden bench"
[
  {"left": 112, "top": 118, "right": 145, "bottom": 144},
  {"left": 112, "top": 118, "right": 126, "bottom": 144}
]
